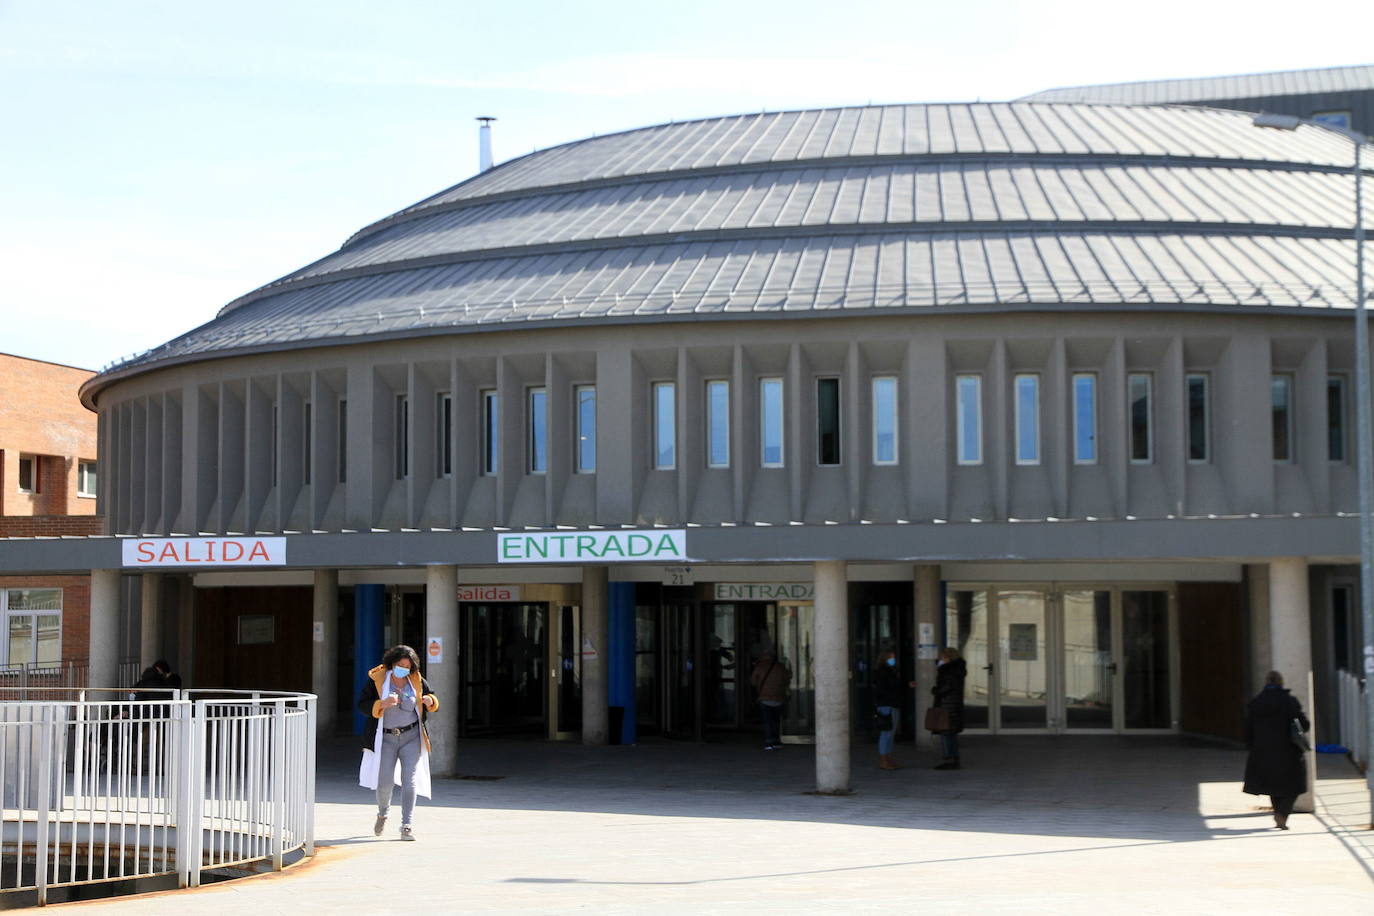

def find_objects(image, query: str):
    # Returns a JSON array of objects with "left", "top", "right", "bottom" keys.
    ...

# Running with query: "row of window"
[
  {"left": 264, "top": 369, "right": 1352, "bottom": 485},
  {"left": 11, "top": 455, "right": 97, "bottom": 497}
]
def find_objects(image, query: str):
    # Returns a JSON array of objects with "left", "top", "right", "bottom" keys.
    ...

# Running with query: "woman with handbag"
[
  {"left": 873, "top": 649, "right": 905, "bottom": 770},
  {"left": 357, "top": 645, "right": 440, "bottom": 840},
  {"left": 1242, "top": 670, "right": 1311, "bottom": 829},
  {"left": 927, "top": 647, "right": 966, "bottom": 770}
]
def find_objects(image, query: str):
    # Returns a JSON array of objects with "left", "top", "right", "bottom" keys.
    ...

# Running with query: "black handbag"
[
  {"left": 873, "top": 708, "right": 894, "bottom": 731},
  {"left": 1289, "top": 717, "right": 1310, "bottom": 752}
]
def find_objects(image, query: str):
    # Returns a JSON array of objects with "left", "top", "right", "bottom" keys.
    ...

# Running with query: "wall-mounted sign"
[
  {"left": 497, "top": 530, "right": 686, "bottom": 563},
  {"left": 662, "top": 566, "right": 694, "bottom": 586},
  {"left": 123, "top": 537, "right": 286, "bottom": 567},
  {"left": 312, "top": 621, "right": 324, "bottom": 643},
  {"left": 458, "top": 585, "right": 521, "bottom": 602},
  {"left": 426, "top": 636, "right": 444, "bottom": 664},
  {"left": 1008, "top": 623, "right": 1038, "bottom": 661},
  {"left": 713, "top": 583, "right": 815, "bottom": 601},
  {"left": 237, "top": 614, "right": 275, "bottom": 645}
]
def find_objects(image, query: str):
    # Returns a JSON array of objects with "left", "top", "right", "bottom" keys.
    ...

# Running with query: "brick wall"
[
  {"left": 0, "top": 515, "right": 105, "bottom": 537},
  {"left": 0, "top": 352, "right": 98, "bottom": 517},
  {"left": 0, "top": 574, "right": 92, "bottom": 665}
]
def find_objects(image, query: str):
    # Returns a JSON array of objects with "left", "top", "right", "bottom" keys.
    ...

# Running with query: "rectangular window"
[
  {"left": 77, "top": 460, "right": 97, "bottom": 498},
  {"left": 338, "top": 399, "right": 348, "bottom": 483},
  {"left": 1186, "top": 373, "right": 1210, "bottom": 463},
  {"left": 575, "top": 386, "right": 596, "bottom": 473},
  {"left": 2, "top": 587, "right": 62, "bottom": 667},
  {"left": 955, "top": 375, "right": 982, "bottom": 465},
  {"left": 1128, "top": 373, "right": 1153, "bottom": 463},
  {"left": 1014, "top": 374, "right": 1040, "bottom": 465},
  {"left": 436, "top": 393, "right": 453, "bottom": 478},
  {"left": 1272, "top": 374, "right": 1293, "bottom": 462},
  {"left": 528, "top": 387, "right": 548, "bottom": 474},
  {"left": 1072, "top": 373, "right": 1097, "bottom": 464},
  {"left": 394, "top": 394, "right": 410, "bottom": 479},
  {"left": 760, "top": 377, "right": 784, "bottom": 467},
  {"left": 1313, "top": 110, "right": 1352, "bottom": 130},
  {"left": 302, "top": 402, "right": 312, "bottom": 485},
  {"left": 17, "top": 455, "right": 38, "bottom": 493},
  {"left": 481, "top": 390, "right": 499, "bottom": 476},
  {"left": 871, "top": 376, "right": 898, "bottom": 465},
  {"left": 816, "top": 377, "right": 841, "bottom": 466},
  {"left": 653, "top": 382, "right": 676, "bottom": 470},
  {"left": 706, "top": 380, "right": 730, "bottom": 469},
  {"left": 1327, "top": 375, "right": 1347, "bottom": 463}
]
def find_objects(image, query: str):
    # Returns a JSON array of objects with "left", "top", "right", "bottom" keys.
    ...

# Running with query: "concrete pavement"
[{"left": 42, "top": 735, "right": 1374, "bottom": 914}]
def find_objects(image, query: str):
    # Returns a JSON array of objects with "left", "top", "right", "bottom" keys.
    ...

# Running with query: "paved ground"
[{"left": 45, "top": 734, "right": 1374, "bottom": 914}]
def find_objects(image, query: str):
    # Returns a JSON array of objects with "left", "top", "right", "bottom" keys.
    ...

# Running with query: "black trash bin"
[{"left": 608, "top": 705, "right": 625, "bottom": 745}]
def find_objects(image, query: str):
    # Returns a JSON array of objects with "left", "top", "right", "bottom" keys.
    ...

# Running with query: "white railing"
[
  {"left": 1336, "top": 668, "right": 1368, "bottom": 769},
  {"left": 0, "top": 659, "right": 140, "bottom": 691},
  {"left": 0, "top": 687, "right": 315, "bottom": 906}
]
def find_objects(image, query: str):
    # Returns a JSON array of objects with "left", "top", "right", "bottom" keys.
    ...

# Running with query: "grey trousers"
[{"left": 376, "top": 729, "right": 422, "bottom": 825}]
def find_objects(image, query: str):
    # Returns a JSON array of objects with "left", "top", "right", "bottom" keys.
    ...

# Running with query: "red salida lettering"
[
  {"left": 223, "top": 541, "right": 244, "bottom": 562},
  {"left": 248, "top": 541, "right": 271, "bottom": 562},
  {"left": 158, "top": 542, "right": 180, "bottom": 562},
  {"left": 137, "top": 542, "right": 155, "bottom": 562}
]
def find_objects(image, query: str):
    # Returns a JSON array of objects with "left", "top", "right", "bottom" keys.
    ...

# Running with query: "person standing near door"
[
  {"left": 358, "top": 645, "right": 440, "bottom": 840},
  {"left": 750, "top": 649, "right": 791, "bottom": 750},
  {"left": 1243, "top": 670, "right": 1310, "bottom": 830},
  {"left": 874, "top": 649, "right": 905, "bottom": 770},
  {"left": 930, "top": 647, "right": 967, "bottom": 770}
]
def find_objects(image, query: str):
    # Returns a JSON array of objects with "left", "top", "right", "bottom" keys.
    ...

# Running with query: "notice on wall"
[
  {"left": 580, "top": 636, "right": 599, "bottom": 662},
  {"left": 918, "top": 621, "right": 938, "bottom": 659},
  {"left": 312, "top": 621, "right": 324, "bottom": 643},
  {"left": 662, "top": 566, "right": 694, "bottom": 586},
  {"left": 1008, "top": 623, "right": 1038, "bottom": 661},
  {"left": 426, "top": 637, "right": 444, "bottom": 665},
  {"left": 237, "top": 614, "right": 275, "bottom": 646}
]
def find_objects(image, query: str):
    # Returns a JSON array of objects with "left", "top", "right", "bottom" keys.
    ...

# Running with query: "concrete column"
[
  {"left": 176, "top": 577, "right": 195, "bottom": 685},
  {"left": 1247, "top": 564, "right": 1272, "bottom": 694},
  {"left": 914, "top": 564, "right": 941, "bottom": 754},
  {"left": 1268, "top": 557, "right": 1317, "bottom": 813},
  {"left": 581, "top": 566, "right": 609, "bottom": 745},
  {"left": 90, "top": 570, "right": 121, "bottom": 688},
  {"left": 140, "top": 573, "right": 162, "bottom": 667},
  {"left": 814, "top": 560, "right": 850, "bottom": 794},
  {"left": 425, "top": 565, "right": 460, "bottom": 775},
  {"left": 311, "top": 569, "right": 339, "bottom": 737}
]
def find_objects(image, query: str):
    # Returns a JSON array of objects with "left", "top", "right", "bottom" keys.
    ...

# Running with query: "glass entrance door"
[
  {"left": 460, "top": 602, "right": 547, "bottom": 736},
  {"left": 995, "top": 590, "right": 1049, "bottom": 729},
  {"left": 775, "top": 603, "right": 815, "bottom": 741},
  {"left": 661, "top": 601, "right": 699, "bottom": 739},
  {"left": 1061, "top": 589, "right": 1114, "bottom": 730}
]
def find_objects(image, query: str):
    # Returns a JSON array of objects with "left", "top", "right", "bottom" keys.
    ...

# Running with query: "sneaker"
[
  {"left": 373, "top": 814, "right": 387, "bottom": 836},
  {"left": 400, "top": 825, "right": 415, "bottom": 841}
]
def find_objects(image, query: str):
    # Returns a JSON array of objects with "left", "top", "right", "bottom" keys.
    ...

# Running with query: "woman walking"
[
  {"left": 1243, "top": 670, "right": 1310, "bottom": 830},
  {"left": 358, "top": 645, "right": 440, "bottom": 840},
  {"left": 930, "top": 647, "right": 967, "bottom": 770},
  {"left": 874, "top": 649, "right": 905, "bottom": 770}
]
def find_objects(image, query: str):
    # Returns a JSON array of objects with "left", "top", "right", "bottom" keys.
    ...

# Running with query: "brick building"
[{"left": 0, "top": 352, "right": 102, "bottom": 673}]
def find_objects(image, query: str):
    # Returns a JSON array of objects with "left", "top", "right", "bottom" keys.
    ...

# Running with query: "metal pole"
[{"left": 1354, "top": 136, "right": 1374, "bottom": 822}]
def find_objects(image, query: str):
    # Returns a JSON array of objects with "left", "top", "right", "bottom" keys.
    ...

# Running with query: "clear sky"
[{"left": 2, "top": 0, "right": 1371, "bottom": 371}]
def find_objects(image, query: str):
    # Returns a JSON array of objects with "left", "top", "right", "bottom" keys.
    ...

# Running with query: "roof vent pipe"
[{"left": 477, "top": 116, "right": 496, "bottom": 172}]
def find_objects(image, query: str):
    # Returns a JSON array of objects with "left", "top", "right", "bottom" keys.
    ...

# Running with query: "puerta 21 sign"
[{"left": 498, "top": 529, "right": 687, "bottom": 563}]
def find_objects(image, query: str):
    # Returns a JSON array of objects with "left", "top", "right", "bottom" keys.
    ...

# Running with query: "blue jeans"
[
  {"left": 877, "top": 706, "right": 898, "bottom": 755},
  {"left": 940, "top": 732, "right": 959, "bottom": 761},
  {"left": 377, "top": 729, "right": 422, "bottom": 824},
  {"left": 760, "top": 702, "right": 783, "bottom": 747}
]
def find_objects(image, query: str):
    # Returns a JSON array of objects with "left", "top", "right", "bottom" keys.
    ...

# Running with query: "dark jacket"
[
  {"left": 873, "top": 663, "right": 906, "bottom": 708},
  {"left": 931, "top": 658, "right": 967, "bottom": 735},
  {"left": 750, "top": 656, "right": 791, "bottom": 704},
  {"left": 1242, "top": 685, "right": 1309, "bottom": 797}
]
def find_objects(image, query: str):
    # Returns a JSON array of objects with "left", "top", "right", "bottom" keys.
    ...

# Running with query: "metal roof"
[
  {"left": 1019, "top": 64, "right": 1374, "bottom": 105},
  {"left": 88, "top": 101, "right": 1372, "bottom": 399}
]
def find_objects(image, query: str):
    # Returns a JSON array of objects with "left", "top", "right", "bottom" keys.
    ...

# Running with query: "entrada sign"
[
  {"left": 122, "top": 537, "right": 287, "bottom": 567},
  {"left": 713, "top": 582, "right": 815, "bottom": 601},
  {"left": 498, "top": 530, "right": 687, "bottom": 563}
]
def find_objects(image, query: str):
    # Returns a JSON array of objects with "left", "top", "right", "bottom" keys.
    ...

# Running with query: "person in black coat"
[
  {"left": 873, "top": 649, "right": 906, "bottom": 770},
  {"left": 1243, "top": 670, "right": 1311, "bottom": 830},
  {"left": 931, "top": 647, "right": 967, "bottom": 770}
]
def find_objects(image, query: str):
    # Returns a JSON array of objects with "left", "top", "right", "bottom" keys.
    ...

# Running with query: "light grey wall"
[{"left": 93, "top": 309, "right": 1362, "bottom": 538}]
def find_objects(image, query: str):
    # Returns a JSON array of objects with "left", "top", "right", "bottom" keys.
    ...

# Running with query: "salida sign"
[{"left": 122, "top": 537, "right": 287, "bottom": 568}]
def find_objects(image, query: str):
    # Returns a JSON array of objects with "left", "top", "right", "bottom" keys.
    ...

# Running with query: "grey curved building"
[{"left": 19, "top": 101, "right": 1374, "bottom": 792}]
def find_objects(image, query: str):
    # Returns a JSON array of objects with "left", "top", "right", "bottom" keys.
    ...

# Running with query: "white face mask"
[{"left": 391, "top": 666, "right": 411, "bottom": 681}]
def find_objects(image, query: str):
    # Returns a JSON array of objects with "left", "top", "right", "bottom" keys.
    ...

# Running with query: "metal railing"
[
  {"left": 0, "top": 659, "right": 141, "bottom": 691},
  {"left": 0, "top": 688, "right": 315, "bottom": 905},
  {"left": 1336, "top": 668, "right": 1368, "bottom": 769}
]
